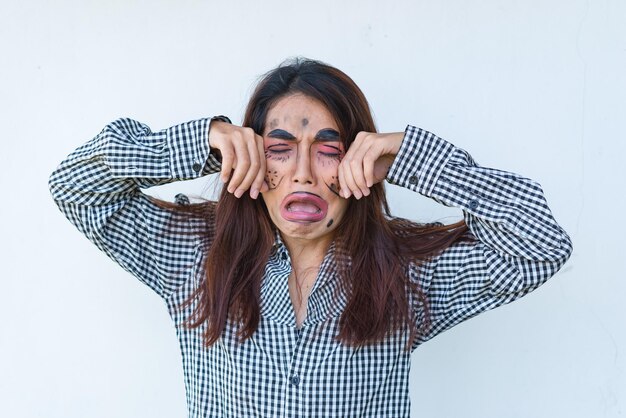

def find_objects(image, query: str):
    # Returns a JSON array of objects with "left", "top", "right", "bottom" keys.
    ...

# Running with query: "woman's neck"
[
  {"left": 282, "top": 233, "right": 333, "bottom": 328},
  {"left": 281, "top": 233, "right": 332, "bottom": 274}
]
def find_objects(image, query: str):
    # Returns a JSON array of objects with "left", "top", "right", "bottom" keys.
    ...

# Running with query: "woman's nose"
[{"left": 291, "top": 149, "right": 314, "bottom": 185}]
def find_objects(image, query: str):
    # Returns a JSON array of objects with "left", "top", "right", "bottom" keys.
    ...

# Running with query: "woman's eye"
[
  {"left": 318, "top": 145, "right": 343, "bottom": 158},
  {"left": 267, "top": 145, "right": 291, "bottom": 154}
]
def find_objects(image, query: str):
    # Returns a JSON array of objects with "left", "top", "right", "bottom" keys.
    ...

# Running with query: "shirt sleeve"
[
  {"left": 48, "top": 118, "right": 222, "bottom": 299},
  {"left": 386, "top": 125, "right": 573, "bottom": 349}
]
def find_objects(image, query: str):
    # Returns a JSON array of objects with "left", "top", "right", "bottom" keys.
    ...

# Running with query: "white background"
[{"left": 1, "top": 0, "right": 624, "bottom": 417}]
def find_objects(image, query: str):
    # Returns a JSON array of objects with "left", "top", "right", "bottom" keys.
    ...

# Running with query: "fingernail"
[
  {"left": 362, "top": 188, "right": 370, "bottom": 196},
  {"left": 250, "top": 188, "right": 259, "bottom": 199},
  {"left": 234, "top": 189, "right": 244, "bottom": 198}
]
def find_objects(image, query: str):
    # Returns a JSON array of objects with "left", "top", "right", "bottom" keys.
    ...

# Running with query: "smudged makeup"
[
  {"left": 264, "top": 127, "right": 344, "bottom": 194},
  {"left": 259, "top": 94, "right": 350, "bottom": 242}
]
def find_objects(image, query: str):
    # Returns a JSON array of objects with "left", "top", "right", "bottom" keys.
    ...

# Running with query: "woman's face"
[{"left": 261, "top": 94, "right": 348, "bottom": 244}]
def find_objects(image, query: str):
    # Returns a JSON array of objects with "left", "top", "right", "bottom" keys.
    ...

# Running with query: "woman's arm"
[
  {"left": 49, "top": 117, "right": 223, "bottom": 299},
  {"left": 340, "top": 125, "right": 573, "bottom": 348}
]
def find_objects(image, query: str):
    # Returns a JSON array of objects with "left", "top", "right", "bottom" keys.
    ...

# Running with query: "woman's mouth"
[{"left": 280, "top": 192, "right": 328, "bottom": 223}]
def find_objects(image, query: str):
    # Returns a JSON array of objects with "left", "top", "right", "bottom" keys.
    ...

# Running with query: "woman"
[{"left": 49, "top": 58, "right": 572, "bottom": 417}]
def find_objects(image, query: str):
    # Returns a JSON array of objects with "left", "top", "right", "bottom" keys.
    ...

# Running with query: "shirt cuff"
[
  {"left": 386, "top": 125, "right": 456, "bottom": 196},
  {"left": 202, "top": 115, "right": 232, "bottom": 174},
  {"left": 167, "top": 118, "right": 214, "bottom": 179}
]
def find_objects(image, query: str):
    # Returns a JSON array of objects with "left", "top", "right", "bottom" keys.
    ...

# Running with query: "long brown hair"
[{"left": 170, "top": 58, "right": 468, "bottom": 347}]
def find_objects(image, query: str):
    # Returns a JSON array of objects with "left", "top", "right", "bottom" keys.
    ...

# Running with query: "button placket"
[{"left": 287, "top": 327, "right": 306, "bottom": 391}]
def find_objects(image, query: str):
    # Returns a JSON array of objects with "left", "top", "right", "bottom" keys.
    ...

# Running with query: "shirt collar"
[
  {"left": 270, "top": 228, "right": 290, "bottom": 261},
  {"left": 263, "top": 230, "right": 349, "bottom": 327}
]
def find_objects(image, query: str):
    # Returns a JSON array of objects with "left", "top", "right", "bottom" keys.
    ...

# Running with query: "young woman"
[{"left": 49, "top": 58, "right": 572, "bottom": 417}]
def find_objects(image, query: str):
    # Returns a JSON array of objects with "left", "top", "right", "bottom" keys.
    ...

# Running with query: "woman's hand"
[
  {"left": 208, "top": 120, "right": 268, "bottom": 199},
  {"left": 338, "top": 131, "right": 404, "bottom": 199}
]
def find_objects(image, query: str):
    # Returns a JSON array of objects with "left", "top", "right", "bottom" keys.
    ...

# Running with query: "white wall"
[{"left": 1, "top": 0, "right": 624, "bottom": 417}]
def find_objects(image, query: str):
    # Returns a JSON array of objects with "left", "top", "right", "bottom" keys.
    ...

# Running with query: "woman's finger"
[
  {"left": 362, "top": 144, "right": 378, "bottom": 189},
  {"left": 347, "top": 133, "right": 376, "bottom": 196},
  {"left": 227, "top": 135, "right": 251, "bottom": 194},
  {"left": 340, "top": 153, "right": 362, "bottom": 199},
  {"left": 250, "top": 134, "right": 268, "bottom": 199},
  {"left": 234, "top": 136, "right": 263, "bottom": 198},
  {"left": 219, "top": 145, "right": 235, "bottom": 184}
]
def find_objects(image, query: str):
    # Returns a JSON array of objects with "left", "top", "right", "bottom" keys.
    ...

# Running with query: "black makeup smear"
[
  {"left": 265, "top": 170, "right": 284, "bottom": 190},
  {"left": 265, "top": 150, "right": 288, "bottom": 163},
  {"left": 325, "top": 181, "right": 340, "bottom": 197},
  {"left": 302, "top": 118, "right": 309, "bottom": 127},
  {"left": 267, "top": 129, "right": 296, "bottom": 140},
  {"left": 329, "top": 154, "right": 342, "bottom": 163},
  {"left": 316, "top": 154, "right": 330, "bottom": 167},
  {"left": 326, "top": 219, "right": 334, "bottom": 228},
  {"left": 316, "top": 154, "right": 342, "bottom": 167},
  {"left": 314, "top": 128, "right": 341, "bottom": 141}
]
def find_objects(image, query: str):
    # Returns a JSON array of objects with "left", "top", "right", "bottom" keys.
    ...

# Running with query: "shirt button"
[
  {"left": 174, "top": 193, "right": 190, "bottom": 206},
  {"left": 468, "top": 199, "right": 479, "bottom": 210},
  {"left": 192, "top": 162, "right": 202, "bottom": 173},
  {"left": 289, "top": 374, "right": 300, "bottom": 386},
  {"left": 408, "top": 175, "right": 418, "bottom": 185}
]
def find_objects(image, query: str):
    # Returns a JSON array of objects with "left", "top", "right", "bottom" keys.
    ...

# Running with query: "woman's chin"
[{"left": 274, "top": 219, "right": 333, "bottom": 243}]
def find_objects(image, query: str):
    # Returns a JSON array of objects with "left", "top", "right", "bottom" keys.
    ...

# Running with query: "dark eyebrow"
[
  {"left": 267, "top": 129, "right": 296, "bottom": 140},
  {"left": 314, "top": 129, "right": 340, "bottom": 142}
]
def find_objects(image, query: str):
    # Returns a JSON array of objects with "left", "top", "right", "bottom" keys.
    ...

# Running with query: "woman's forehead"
[{"left": 265, "top": 94, "right": 337, "bottom": 130}]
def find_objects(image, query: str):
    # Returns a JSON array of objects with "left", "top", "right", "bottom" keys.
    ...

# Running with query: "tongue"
[{"left": 289, "top": 202, "right": 319, "bottom": 213}]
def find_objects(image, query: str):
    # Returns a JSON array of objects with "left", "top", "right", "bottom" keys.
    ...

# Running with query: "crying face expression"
[{"left": 260, "top": 94, "right": 348, "bottom": 243}]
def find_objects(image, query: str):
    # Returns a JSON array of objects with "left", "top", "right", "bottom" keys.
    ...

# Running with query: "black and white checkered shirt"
[{"left": 49, "top": 118, "right": 572, "bottom": 417}]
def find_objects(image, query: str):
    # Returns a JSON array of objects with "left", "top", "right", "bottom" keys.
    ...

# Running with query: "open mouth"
[{"left": 280, "top": 192, "right": 328, "bottom": 223}]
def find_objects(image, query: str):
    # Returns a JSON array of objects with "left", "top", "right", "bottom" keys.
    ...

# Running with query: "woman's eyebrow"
[
  {"left": 314, "top": 129, "right": 340, "bottom": 141},
  {"left": 267, "top": 129, "right": 296, "bottom": 140}
]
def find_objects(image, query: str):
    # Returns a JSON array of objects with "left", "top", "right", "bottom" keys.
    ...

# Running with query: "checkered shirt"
[{"left": 49, "top": 118, "right": 572, "bottom": 417}]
